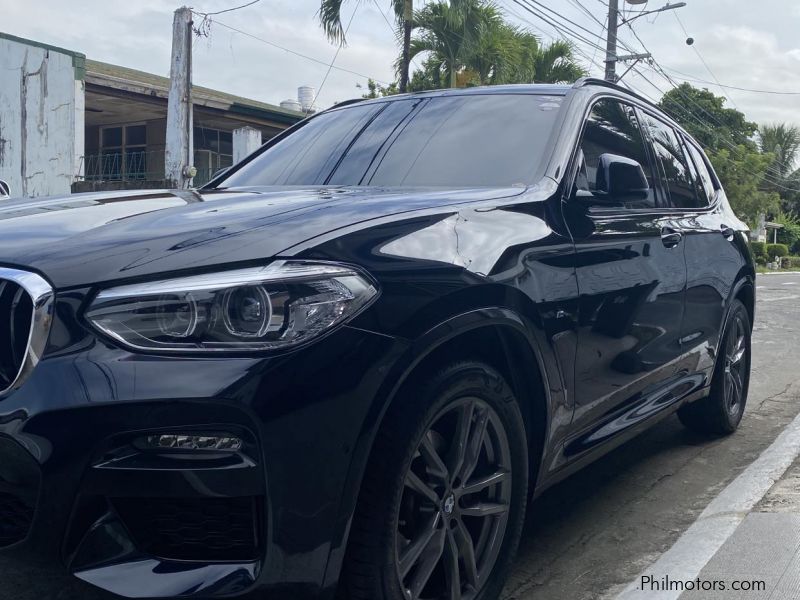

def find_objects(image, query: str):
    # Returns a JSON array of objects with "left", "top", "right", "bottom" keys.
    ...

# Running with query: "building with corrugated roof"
[{"left": 0, "top": 32, "right": 304, "bottom": 197}]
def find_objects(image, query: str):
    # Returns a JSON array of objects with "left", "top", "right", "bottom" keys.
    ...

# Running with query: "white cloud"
[{"left": 0, "top": 0, "right": 798, "bottom": 126}]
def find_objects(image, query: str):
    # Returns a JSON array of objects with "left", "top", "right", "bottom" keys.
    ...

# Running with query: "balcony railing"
[{"left": 76, "top": 151, "right": 230, "bottom": 188}]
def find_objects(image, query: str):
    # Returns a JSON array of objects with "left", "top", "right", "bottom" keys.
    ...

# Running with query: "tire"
[
  {"left": 678, "top": 299, "right": 751, "bottom": 435},
  {"left": 343, "top": 362, "right": 529, "bottom": 600}
]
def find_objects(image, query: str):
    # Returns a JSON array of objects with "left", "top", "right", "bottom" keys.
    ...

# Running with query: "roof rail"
[
  {"left": 331, "top": 98, "right": 367, "bottom": 109},
  {"left": 572, "top": 77, "right": 659, "bottom": 109}
]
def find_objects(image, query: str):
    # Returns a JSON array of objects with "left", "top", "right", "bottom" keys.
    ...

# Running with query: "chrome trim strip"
[{"left": 0, "top": 268, "right": 54, "bottom": 396}]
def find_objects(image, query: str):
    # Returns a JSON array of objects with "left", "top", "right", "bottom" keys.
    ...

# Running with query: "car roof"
[
  {"left": 334, "top": 78, "right": 654, "bottom": 111},
  {"left": 329, "top": 78, "right": 695, "bottom": 148}
]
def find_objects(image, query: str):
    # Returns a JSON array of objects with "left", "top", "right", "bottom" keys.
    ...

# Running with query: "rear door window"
[
  {"left": 642, "top": 114, "right": 702, "bottom": 209},
  {"left": 683, "top": 140, "right": 717, "bottom": 204}
]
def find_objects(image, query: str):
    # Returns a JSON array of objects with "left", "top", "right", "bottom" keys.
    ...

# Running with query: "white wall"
[{"left": 0, "top": 35, "right": 84, "bottom": 197}]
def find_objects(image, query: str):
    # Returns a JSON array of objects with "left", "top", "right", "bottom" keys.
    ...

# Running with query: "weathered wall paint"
[
  {"left": 233, "top": 126, "right": 262, "bottom": 164},
  {"left": 0, "top": 35, "right": 84, "bottom": 197}
]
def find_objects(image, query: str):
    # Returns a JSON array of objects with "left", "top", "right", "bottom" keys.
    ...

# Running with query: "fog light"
[{"left": 139, "top": 434, "right": 243, "bottom": 451}]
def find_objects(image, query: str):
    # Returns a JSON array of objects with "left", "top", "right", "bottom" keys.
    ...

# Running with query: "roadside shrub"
[
  {"left": 750, "top": 241, "right": 767, "bottom": 260},
  {"left": 784, "top": 256, "right": 800, "bottom": 269},
  {"left": 767, "top": 243, "right": 789, "bottom": 259},
  {"left": 773, "top": 211, "right": 800, "bottom": 250}
]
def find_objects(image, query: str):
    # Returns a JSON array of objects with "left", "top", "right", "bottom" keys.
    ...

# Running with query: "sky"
[{"left": 1, "top": 0, "right": 799, "bottom": 127}]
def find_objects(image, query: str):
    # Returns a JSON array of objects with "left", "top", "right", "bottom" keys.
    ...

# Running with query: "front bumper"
[{"left": 0, "top": 324, "right": 406, "bottom": 600}]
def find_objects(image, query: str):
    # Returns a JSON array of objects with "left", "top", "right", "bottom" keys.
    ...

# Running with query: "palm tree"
[
  {"left": 406, "top": 0, "right": 586, "bottom": 89},
  {"left": 758, "top": 123, "right": 800, "bottom": 184},
  {"left": 407, "top": 0, "right": 494, "bottom": 88},
  {"left": 758, "top": 123, "right": 800, "bottom": 210},
  {"left": 319, "top": 0, "right": 415, "bottom": 92}
]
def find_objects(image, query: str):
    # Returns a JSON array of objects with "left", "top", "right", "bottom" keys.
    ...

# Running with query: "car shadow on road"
[{"left": 504, "top": 414, "right": 717, "bottom": 599}]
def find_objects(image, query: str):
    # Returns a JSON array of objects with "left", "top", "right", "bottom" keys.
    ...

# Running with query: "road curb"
[{"left": 615, "top": 405, "right": 800, "bottom": 600}]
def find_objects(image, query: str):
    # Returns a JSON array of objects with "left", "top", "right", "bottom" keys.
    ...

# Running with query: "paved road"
[{"left": 502, "top": 272, "right": 800, "bottom": 600}]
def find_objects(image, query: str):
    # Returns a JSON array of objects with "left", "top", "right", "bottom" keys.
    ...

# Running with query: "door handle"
[
  {"left": 720, "top": 225, "right": 735, "bottom": 241},
  {"left": 661, "top": 227, "right": 683, "bottom": 248}
]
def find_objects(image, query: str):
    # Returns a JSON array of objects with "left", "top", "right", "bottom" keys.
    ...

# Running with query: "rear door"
[
  {"left": 674, "top": 135, "right": 747, "bottom": 383},
  {"left": 564, "top": 97, "right": 688, "bottom": 452}
]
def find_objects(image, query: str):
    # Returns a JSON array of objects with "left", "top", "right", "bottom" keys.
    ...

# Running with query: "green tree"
[
  {"left": 358, "top": 79, "right": 399, "bottom": 98},
  {"left": 659, "top": 83, "right": 757, "bottom": 152},
  {"left": 708, "top": 146, "right": 780, "bottom": 225},
  {"left": 406, "top": 0, "right": 585, "bottom": 89},
  {"left": 771, "top": 210, "right": 800, "bottom": 252}
]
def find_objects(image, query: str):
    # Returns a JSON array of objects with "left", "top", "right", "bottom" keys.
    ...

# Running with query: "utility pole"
[
  {"left": 399, "top": 0, "right": 413, "bottom": 92},
  {"left": 605, "top": 1, "right": 686, "bottom": 83},
  {"left": 604, "top": 0, "right": 619, "bottom": 82},
  {"left": 165, "top": 6, "right": 195, "bottom": 188}
]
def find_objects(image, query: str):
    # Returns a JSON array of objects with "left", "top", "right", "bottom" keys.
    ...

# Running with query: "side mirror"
[
  {"left": 592, "top": 153, "right": 650, "bottom": 205},
  {"left": 0, "top": 179, "right": 9, "bottom": 199}
]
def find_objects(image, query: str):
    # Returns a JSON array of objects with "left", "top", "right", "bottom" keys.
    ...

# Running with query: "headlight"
[{"left": 85, "top": 261, "right": 378, "bottom": 352}]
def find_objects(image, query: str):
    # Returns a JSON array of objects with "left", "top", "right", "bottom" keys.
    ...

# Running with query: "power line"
[
  {"left": 505, "top": 0, "right": 607, "bottom": 75},
  {"left": 314, "top": 6, "right": 359, "bottom": 106},
  {"left": 510, "top": 0, "right": 607, "bottom": 55},
  {"left": 672, "top": 12, "right": 739, "bottom": 111},
  {"left": 523, "top": 0, "right": 609, "bottom": 48},
  {"left": 661, "top": 65, "right": 800, "bottom": 96},
  {"left": 631, "top": 64, "right": 800, "bottom": 192},
  {"left": 191, "top": 14, "right": 391, "bottom": 85},
  {"left": 195, "top": 0, "right": 261, "bottom": 17}
]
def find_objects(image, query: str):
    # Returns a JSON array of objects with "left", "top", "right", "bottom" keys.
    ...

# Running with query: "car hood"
[{"left": 0, "top": 185, "right": 526, "bottom": 288}]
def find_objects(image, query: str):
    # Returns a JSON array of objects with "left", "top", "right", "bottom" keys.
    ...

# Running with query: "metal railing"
[
  {"left": 77, "top": 151, "right": 159, "bottom": 182},
  {"left": 76, "top": 151, "right": 231, "bottom": 188}
]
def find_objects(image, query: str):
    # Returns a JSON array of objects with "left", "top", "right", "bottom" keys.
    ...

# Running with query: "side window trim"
[
  {"left": 632, "top": 106, "right": 670, "bottom": 209},
  {"left": 682, "top": 135, "right": 722, "bottom": 206},
  {"left": 677, "top": 135, "right": 710, "bottom": 208}
]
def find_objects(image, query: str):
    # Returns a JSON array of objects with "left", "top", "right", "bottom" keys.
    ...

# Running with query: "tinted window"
[
  {"left": 642, "top": 115, "right": 700, "bottom": 209},
  {"left": 368, "top": 95, "right": 562, "bottom": 187},
  {"left": 684, "top": 140, "right": 716, "bottom": 204},
  {"left": 576, "top": 98, "right": 656, "bottom": 209},
  {"left": 228, "top": 103, "right": 382, "bottom": 186},
  {"left": 328, "top": 100, "right": 419, "bottom": 185},
  {"left": 221, "top": 94, "right": 563, "bottom": 188}
]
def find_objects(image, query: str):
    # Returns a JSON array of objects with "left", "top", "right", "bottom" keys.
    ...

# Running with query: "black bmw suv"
[{"left": 0, "top": 79, "right": 753, "bottom": 600}]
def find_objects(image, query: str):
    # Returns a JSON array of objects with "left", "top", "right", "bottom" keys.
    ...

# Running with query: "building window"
[
  {"left": 194, "top": 127, "right": 234, "bottom": 186},
  {"left": 99, "top": 124, "right": 147, "bottom": 180}
]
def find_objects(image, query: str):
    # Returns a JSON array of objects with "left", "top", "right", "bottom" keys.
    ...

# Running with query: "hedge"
[
  {"left": 750, "top": 241, "right": 767, "bottom": 259},
  {"left": 783, "top": 256, "right": 800, "bottom": 269},
  {"left": 767, "top": 243, "right": 789, "bottom": 259}
]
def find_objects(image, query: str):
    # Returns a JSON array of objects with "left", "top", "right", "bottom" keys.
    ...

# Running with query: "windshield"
[{"left": 218, "top": 93, "right": 564, "bottom": 189}]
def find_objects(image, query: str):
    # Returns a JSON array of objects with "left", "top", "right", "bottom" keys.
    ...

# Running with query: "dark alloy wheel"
[
  {"left": 678, "top": 299, "right": 751, "bottom": 435},
  {"left": 343, "top": 362, "right": 529, "bottom": 600},
  {"left": 722, "top": 313, "right": 747, "bottom": 418},
  {"left": 396, "top": 397, "right": 512, "bottom": 600}
]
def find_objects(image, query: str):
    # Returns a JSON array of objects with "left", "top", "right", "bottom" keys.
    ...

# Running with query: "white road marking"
[
  {"left": 783, "top": 282, "right": 797, "bottom": 285},
  {"left": 759, "top": 271, "right": 800, "bottom": 275},
  {"left": 615, "top": 406, "right": 800, "bottom": 600}
]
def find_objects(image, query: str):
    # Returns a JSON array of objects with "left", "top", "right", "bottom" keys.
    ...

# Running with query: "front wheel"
[
  {"left": 343, "top": 362, "right": 529, "bottom": 600},
  {"left": 678, "top": 299, "right": 751, "bottom": 435}
]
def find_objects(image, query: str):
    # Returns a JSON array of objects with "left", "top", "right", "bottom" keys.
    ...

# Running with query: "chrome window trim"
[{"left": 0, "top": 268, "right": 54, "bottom": 396}]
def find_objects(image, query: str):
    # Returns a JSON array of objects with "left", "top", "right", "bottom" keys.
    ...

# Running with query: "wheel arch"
[{"left": 324, "top": 306, "right": 555, "bottom": 592}]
